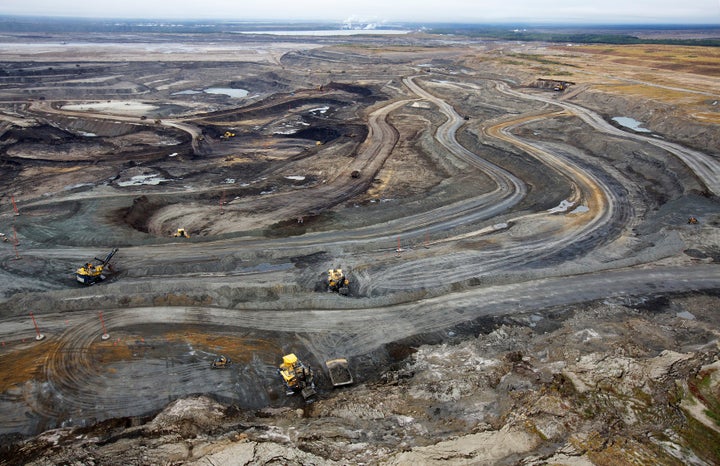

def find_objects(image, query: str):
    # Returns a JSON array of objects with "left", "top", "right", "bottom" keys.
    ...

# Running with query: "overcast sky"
[{"left": 0, "top": 0, "right": 718, "bottom": 24}]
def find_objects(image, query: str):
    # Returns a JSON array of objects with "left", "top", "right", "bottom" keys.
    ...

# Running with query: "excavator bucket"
[{"left": 301, "top": 385, "right": 317, "bottom": 400}]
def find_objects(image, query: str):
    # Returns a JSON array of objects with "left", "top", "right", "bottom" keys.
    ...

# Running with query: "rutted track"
[
  {"left": 0, "top": 265, "right": 717, "bottom": 433},
  {"left": 363, "top": 82, "right": 618, "bottom": 294},
  {"left": 497, "top": 82, "right": 720, "bottom": 196}
]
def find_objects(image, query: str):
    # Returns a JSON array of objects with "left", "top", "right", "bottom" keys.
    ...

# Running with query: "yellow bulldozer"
[
  {"left": 173, "top": 228, "right": 190, "bottom": 238},
  {"left": 278, "top": 353, "right": 316, "bottom": 400}
]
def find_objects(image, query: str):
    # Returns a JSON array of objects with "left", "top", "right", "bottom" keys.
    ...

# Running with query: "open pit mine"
[{"left": 0, "top": 28, "right": 719, "bottom": 465}]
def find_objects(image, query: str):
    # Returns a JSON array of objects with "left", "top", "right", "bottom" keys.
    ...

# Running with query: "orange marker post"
[
  {"left": 29, "top": 312, "right": 45, "bottom": 341},
  {"left": 98, "top": 311, "right": 110, "bottom": 340}
]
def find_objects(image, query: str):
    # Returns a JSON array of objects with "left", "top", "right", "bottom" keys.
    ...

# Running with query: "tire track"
[
  {"left": 497, "top": 82, "right": 720, "bottom": 196},
  {"left": 365, "top": 88, "right": 617, "bottom": 294},
  {"left": 2, "top": 264, "right": 717, "bottom": 434}
]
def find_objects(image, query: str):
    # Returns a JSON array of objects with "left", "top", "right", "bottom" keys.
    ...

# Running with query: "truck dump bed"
[{"left": 326, "top": 358, "right": 353, "bottom": 387}]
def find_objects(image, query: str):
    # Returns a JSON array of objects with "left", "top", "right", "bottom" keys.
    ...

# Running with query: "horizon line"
[{"left": 0, "top": 14, "right": 718, "bottom": 27}]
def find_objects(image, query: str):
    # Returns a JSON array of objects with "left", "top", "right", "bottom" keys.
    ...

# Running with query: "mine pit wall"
[
  {"left": 8, "top": 83, "right": 150, "bottom": 99},
  {"left": 198, "top": 96, "right": 366, "bottom": 124},
  {"left": 37, "top": 114, "right": 142, "bottom": 138},
  {"left": 0, "top": 283, "right": 303, "bottom": 316},
  {"left": 571, "top": 89, "right": 720, "bottom": 155},
  {"left": 123, "top": 195, "right": 162, "bottom": 233}
]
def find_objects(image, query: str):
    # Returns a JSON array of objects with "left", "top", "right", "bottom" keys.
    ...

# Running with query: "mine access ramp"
[{"left": 326, "top": 358, "right": 353, "bottom": 387}]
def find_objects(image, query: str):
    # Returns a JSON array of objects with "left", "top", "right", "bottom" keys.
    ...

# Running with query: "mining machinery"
[
  {"left": 211, "top": 355, "right": 231, "bottom": 369},
  {"left": 278, "top": 353, "right": 316, "bottom": 400},
  {"left": 327, "top": 268, "right": 349, "bottom": 295},
  {"left": 326, "top": 358, "right": 353, "bottom": 387},
  {"left": 75, "top": 248, "right": 118, "bottom": 285}
]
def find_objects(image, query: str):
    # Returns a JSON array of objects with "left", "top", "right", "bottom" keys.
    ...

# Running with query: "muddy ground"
[{"left": 0, "top": 31, "right": 719, "bottom": 465}]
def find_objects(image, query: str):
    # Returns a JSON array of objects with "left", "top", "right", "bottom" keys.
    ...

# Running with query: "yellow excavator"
[
  {"left": 327, "top": 268, "right": 349, "bottom": 295},
  {"left": 75, "top": 248, "right": 118, "bottom": 285},
  {"left": 278, "top": 353, "right": 316, "bottom": 400},
  {"left": 173, "top": 228, "right": 190, "bottom": 238},
  {"left": 220, "top": 131, "right": 235, "bottom": 140}
]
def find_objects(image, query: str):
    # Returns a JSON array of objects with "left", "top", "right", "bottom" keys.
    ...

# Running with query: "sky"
[{"left": 0, "top": 0, "right": 718, "bottom": 24}]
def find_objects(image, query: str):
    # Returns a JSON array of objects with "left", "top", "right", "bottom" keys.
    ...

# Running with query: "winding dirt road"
[{"left": 1, "top": 71, "right": 718, "bottom": 437}]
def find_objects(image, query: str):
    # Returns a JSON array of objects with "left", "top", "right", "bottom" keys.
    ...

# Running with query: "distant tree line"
[{"left": 426, "top": 26, "right": 720, "bottom": 47}]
